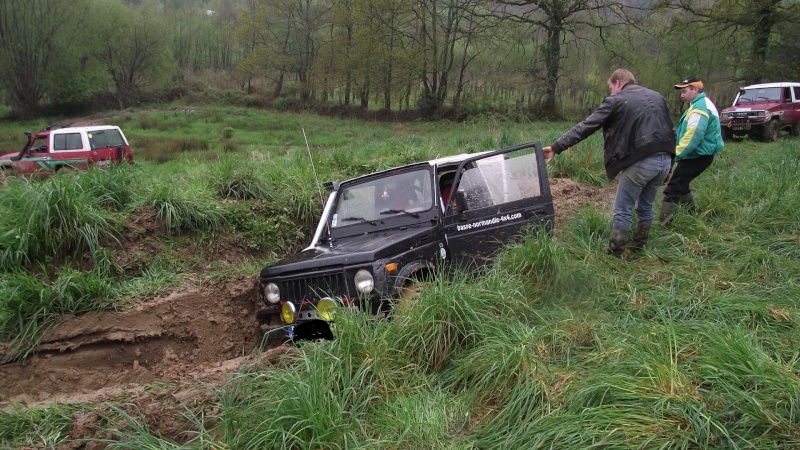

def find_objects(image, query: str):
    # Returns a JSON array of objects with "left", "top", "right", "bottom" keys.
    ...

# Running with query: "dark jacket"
[{"left": 551, "top": 84, "right": 676, "bottom": 180}]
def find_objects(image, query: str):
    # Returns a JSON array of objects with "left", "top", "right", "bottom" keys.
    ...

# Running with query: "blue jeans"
[{"left": 612, "top": 153, "right": 672, "bottom": 231}]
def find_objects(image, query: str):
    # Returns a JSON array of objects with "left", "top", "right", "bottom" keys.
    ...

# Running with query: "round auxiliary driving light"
[
  {"left": 281, "top": 302, "right": 297, "bottom": 324},
  {"left": 265, "top": 283, "right": 280, "bottom": 304},
  {"left": 317, "top": 297, "right": 337, "bottom": 321},
  {"left": 354, "top": 269, "right": 374, "bottom": 293}
]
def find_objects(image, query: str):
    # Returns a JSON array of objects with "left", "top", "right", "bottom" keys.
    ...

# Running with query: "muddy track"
[{"left": 0, "top": 276, "right": 265, "bottom": 407}]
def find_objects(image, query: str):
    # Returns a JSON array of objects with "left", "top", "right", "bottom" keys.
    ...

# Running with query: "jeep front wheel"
[
  {"left": 394, "top": 280, "right": 429, "bottom": 317},
  {"left": 762, "top": 120, "right": 780, "bottom": 142},
  {"left": 721, "top": 127, "right": 734, "bottom": 142}
]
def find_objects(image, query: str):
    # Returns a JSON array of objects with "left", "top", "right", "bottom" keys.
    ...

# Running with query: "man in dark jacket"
[{"left": 543, "top": 69, "right": 676, "bottom": 257}]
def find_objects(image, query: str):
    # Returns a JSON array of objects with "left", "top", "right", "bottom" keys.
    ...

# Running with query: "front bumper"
[{"left": 721, "top": 113, "right": 771, "bottom": 131}]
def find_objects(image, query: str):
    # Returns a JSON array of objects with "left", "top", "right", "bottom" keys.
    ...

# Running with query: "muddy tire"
[
  {"left": 721, "top": 127, "right": 734, "bottom": 142},
  {"left": 394, "top": 281, "right": 428, "bottom": 317},
  {"left": 762, "top": 120, "right": 780, "bottom": 142}
]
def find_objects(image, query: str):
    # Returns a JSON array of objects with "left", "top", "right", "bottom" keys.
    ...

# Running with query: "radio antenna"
[{"left": 302, "top": 127, "right": 324, "bottom": 203}]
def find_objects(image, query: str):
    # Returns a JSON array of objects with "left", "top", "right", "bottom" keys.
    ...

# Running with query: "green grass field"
[{"left": 1, "top": 108, "right": 798, "bottom": 448}]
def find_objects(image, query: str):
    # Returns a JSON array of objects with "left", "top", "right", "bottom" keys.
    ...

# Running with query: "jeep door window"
[
  {"left": 53, "top": 133, "right": 83, "bottom": 151},
  {"left": 331, "top": 168, "right": 433, "bottom": 228},
  {"left": 793, "top": 87, "right": 800, "bottom": 102},
  {"left": 30, "top": 136, "right": 49, "bottom": 153},
  {"left": 454, "top": 153, "right": 540, "bottom": 211}
]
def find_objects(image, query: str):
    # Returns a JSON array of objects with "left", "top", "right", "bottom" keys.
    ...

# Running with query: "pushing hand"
[{"left": 542, "top": 146, "right": 555, "bottom": 163}]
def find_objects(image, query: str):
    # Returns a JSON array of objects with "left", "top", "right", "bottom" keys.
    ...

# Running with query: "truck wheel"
[
  {"left": 58, "top": 166, "right": 76, "bottom": 176},
  {"left": 721, "top": 127, "right": 734, "bottom": 142},
  {"left": 762, "top": 120, "right": 780, "bottom": 142}
]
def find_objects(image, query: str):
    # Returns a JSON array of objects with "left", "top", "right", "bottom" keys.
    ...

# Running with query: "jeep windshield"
[
  {"left": 330, "top": 167, "right": 434, "bottom": 231},
  {"left": 736, "top": 87, "right": 781, "bottom": 103}
]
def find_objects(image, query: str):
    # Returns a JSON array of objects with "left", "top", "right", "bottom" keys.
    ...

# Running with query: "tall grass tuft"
[
  {"left": 210, "top": 155, "right": 273, "bottom": 200},
  {"left": 494, "top": 227, "right": 602, "bottom": 304},
  {"left": 145, "top": 181, "right": 228, "bottom": 233},
  {"left": 78, "top": 165, "right": 139, "bottom": 211},
  {"left": 693, "top": 326, "right": 800, "bottom": 446},
  {"left": 0, "top": 268, "right": 118, "bottom": 362},
  {"left": 0, "top": 403, "right": 74, "bottom": 449},
  {"left": 0, "top": 175, "right": 120, "bottom": 270},
  {"left": 392, "top": 269, "right": 520, "bottom": 373},
  {"left": 210, "top": 339, "right": 385, "bottom": 449},
  {"left": 94, "top": 404, "right": 188, "bottom": 449}
]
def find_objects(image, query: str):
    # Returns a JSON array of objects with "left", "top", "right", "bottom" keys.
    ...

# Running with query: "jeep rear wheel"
[{"left": 762, "top": 120, "right": 780, "bottom": 142}]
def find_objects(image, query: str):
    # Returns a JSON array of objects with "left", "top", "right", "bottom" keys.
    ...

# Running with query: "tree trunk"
[
  {"left": 748, "top": 0, "right": 779, "bottom": 84},
  {"left": 542, "top": 23, "right": 562, "bottom": 118}
]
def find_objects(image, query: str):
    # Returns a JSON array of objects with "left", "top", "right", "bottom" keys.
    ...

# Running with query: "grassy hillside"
[{"left": 1, "top": 109, "right": 799, "bottom": 448}]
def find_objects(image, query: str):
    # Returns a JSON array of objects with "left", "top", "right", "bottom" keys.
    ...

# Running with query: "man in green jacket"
[{"left": 661, "top": 76, "right": 724, "bottom": 225}]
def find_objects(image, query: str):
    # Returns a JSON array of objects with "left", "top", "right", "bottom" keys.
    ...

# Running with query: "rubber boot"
[
  {"left": 660, "top": 202, "right": 677, "bottom": 226},
  {"left": 606, "top": 228, "right": 629, "bottom": 257},
  {"left": 626, "top": 223, "right": 652, "bottom": 257},
  {"left": 679, "top": 193, "right": 696, "bottom": 213}
]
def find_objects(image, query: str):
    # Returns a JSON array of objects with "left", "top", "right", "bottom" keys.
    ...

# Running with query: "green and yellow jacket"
[{"left": 675, "top": 92, "right": 724, "bottom": 160}]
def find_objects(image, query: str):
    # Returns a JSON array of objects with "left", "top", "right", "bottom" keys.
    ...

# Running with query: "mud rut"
[{"left": 0, "top": 276, "right": 266, "bottom": 407}]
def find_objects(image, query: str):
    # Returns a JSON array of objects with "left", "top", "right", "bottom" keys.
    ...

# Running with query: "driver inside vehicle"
[{"left": 380, "top": 182, "right": 414, "bottom": 211}]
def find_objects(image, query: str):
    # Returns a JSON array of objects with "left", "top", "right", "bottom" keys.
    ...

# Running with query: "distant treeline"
[{"left": 1, "top": 0, "right": 798, "bottom": 120}]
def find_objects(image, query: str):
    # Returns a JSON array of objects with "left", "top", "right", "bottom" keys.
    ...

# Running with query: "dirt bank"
[{"left": 0, "top": 276, "right": 263, "bottom": 408}]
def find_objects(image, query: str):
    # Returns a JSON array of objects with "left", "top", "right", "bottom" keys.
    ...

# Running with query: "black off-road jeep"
[{"left": 257, "top": 142, "right": 555, "bottom": 340}]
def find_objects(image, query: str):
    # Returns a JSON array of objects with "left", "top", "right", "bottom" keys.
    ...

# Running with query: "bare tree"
[
  {"left": 659, "top": 0, "right": 799, "bottom": 84},
  {"left": 0, "top": 0, "right": 88, "bottom": 115},
  {"left": 409, "top": 0, "right": 493, "bottom": 117},
  {"left": 237, "top": 0, "right": 331, "bottom": 100},
  {"left": 490, "top": 0, "right": 622, "bottom": 118},
  {"left": 92, "top": 1, "right": 177, "bottom": 106}
]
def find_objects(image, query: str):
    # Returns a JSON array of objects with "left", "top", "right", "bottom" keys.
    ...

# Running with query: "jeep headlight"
[
  {"left": 265, "top": 283, "right": 280, "bottom": 304},
  {"left": 721, "top": 112, "right": 730, "bottom": 119},
  {"left": 757, "top": 111, "right": 767, "bottom": 117},
  {"left": 281, "top": 302, "right": 297, "bottom": 324},
  {"left": 318, "top": 297, "right": 337, "bottom": 321},
  {"left": 354, "top": 269, "right": 374, "bottom": 293}
]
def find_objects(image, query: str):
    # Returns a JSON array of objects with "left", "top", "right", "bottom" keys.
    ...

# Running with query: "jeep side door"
[
  {"left": 788, "top": 86, "right": 800, "bottom": 129},
  {"left": 16, "top": 135, "right": 55, "bottom": 179},
  {"left": 50, "top": 130, "right": 91, "bottom": 171},
  {"left": 441, "top": 142, "right": 554, "bottom": 264}
]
